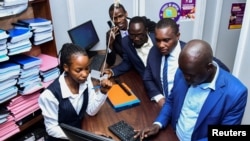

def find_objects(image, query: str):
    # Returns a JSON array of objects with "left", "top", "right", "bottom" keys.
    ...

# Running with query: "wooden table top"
[{"left": 82, "top": 69, "right": 179, "bottom": 141}]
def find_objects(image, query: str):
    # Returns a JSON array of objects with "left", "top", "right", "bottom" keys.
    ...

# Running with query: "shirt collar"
[
  {"left": 120, "top": 19, "right": 130, "bottom": 38},
  {"left": 59, "top": 72, "right": 88, "bottom": 98},
  {"left": 169, "top": 41, "right": 181, "bottom": 58},
  {"left": 198, "top": 61, "right": 219, "bottom": 90},
  {"left": 141, "top": 34, "right": 153, "bottom": 48}
]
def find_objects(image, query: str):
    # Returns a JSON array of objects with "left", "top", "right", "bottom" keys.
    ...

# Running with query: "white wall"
[
  {"left": 50, "top": 0, "right": 137, "bottom": 53},
  {"left": 202, "top": 0, "right": 246, "bottom": 72},
  {"left": 49, "top": 0, "right": 71, "bottom": 53},
  {"left": 215, "top": 0, "right": 246, "bottom": 72},
  {"left": 143, "top": 0, "right": 195, "bottom": 43},
  {"left": 233, "top": 0, "right": 250, "bottom": 124}
]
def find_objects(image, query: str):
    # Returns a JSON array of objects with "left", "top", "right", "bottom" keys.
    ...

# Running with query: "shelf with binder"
[{"left": 0, "top": 0, "right": 57, "bottom": 140}]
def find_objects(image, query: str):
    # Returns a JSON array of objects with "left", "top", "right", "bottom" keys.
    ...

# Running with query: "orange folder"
[{"left": 107, "top": 83, "right": 140, "bottom": 112}]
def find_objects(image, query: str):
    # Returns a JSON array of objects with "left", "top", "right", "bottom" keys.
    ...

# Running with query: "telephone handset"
[{"left": 107, "top": 20, "right": 115, "bottom": 28}]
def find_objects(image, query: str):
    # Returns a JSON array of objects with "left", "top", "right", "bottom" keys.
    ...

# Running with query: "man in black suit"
[{"left": 106, "top": 3, "right": 156, "bottom": 67}]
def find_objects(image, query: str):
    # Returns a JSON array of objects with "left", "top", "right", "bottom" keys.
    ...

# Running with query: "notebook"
[{"left": 107, "top": 83, "right": 140, "bottom": 112}]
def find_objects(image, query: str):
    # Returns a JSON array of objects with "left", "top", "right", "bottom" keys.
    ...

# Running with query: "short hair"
[
  {"left": 58, "top": 43, "right": 87, "bottom": 74},
  {"left": 129, "top": 16, "right": 147, "bottom": 29},
  {"left": 156, "top": 18, "right": 179, "bottom": 34},
  {"left": 108, "top": 3, "right": 126, "bottom": 13}
]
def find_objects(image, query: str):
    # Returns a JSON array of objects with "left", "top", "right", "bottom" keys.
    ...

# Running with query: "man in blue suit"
[
  {"left": 143, "top": 18, "right": 230, "bottom": 107},
  {"left": 138, "top": 39, "right": 248, "bottom": 141},
  {"left": 104, "top": 16, "right": 156, "bottom": 78}
]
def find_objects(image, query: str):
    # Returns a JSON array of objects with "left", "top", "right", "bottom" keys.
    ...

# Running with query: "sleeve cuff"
[
  {"left": 152, "top": 94, "right": 165, "bottom": 103},
  {"left": 108, "top": 48, "right": 112, "bottom": 53},
  {"left": 153, "top": 122, "right": 162, "bottom": 129}
]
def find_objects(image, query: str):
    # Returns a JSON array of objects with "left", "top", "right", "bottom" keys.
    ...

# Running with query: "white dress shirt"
[
  {"left": 152, "top": 41, "right": 181, "bottom": 102},
  {"left": 135, "top": 35, "right": 154, "bottom": 66},
  {"left": 120, "top": 19, "right": 130, "bottom": 38},
  {"left": 38, "top": 72, "right": 107, "bottom": 139},
  {"left": 176, "top": 62, "right": 219, "bottom": 141}
]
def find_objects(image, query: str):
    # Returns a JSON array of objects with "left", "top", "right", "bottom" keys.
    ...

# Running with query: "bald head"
[
  {"left": 179, "top": 39, "right": 215, "bottom": 86},
  {"left": 180, "top": 39, "right": 213, "bottom": 67}
]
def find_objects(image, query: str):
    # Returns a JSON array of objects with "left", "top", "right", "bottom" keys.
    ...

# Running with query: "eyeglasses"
[{"left": 129, "top": 33, "right": 146, "bottom": 39}]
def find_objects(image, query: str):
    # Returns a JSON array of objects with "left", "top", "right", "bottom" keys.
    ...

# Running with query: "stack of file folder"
[
  {"left": 37, "top": 54, "right": 59, "bottom": 84},
  {"left": 107, "top": 83, "right": 140, "bottom": 112},
  {"left": 0, "top": 113, "right": 20, "bottom": 141},
  {"left": 7, "top": 91, "right": 41, "bottom": 125},
  {"left": 17, "top": 17, "right": 53, "bottom": 45},
  {"left": 0, "top": 60, "right": 20, "bottom": 104},
  {"left": 7, "top": 27, "right": 32, "bottom": 56},
  {"left": 0, "top": 29, "right": 10, "bottom": 62},
  {"left": 10, "top": 54, "right": 43, "bottom": 95},
  {"left": 0, "top": 0, "right": 28, "bottom": 18}
]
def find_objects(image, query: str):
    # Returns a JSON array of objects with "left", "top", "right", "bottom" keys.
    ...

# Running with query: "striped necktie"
[{"left": 163, "top": 55, "right": 169, "bottom": 97}]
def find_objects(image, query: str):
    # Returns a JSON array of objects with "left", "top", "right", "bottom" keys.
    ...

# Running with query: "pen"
[{"left": 114, "top": 78, "right": 133, "bottom": 96}]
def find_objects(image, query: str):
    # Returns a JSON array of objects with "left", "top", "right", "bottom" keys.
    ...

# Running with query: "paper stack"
[
  {"left": 0, "top": 29, "right": 10, "bottom": 62},
  {"left": 37, "top": 54, "right": 59, "bottom": 84},
  {"left": 7, "top": 91, "right": 41, "bottom": 125},
  {"left": 17, "top": 17, "right": 53, "bottom": 45},
  {"left": 0, "top": 60, "right": 20, "bottom": 104},
  {"left": 0, "top": 91, "right": 41, "bottom": 140},
  {"left": 0, "top": 0, "right": 28, "bottom": 18},
  {"left": 7, "top": 27, "right": 32, "bottom": 56},
  {"left": 0, "top": 113, "right": 20, "bottom": 141},
  {"left": 10, "top": 54, "right": 43, "bottom": 95}
]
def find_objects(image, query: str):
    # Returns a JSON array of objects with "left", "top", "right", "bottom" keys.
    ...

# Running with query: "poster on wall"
[
  {"left": 159, "top": 0, "right": 196, "bottom": 22},
  {"left": 228, "top": 3, "right": 246, "bottom": 30},
  {"left": 159, "top": 2, "right": 181, "bottom": 22},
  {"left": 180, "top": 0, "right": 196, "bottom": 21}
]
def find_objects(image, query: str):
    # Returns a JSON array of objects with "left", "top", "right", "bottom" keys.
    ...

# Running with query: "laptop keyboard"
[{"left": 90, "top": 54, "right": 106, "bottom": 71}]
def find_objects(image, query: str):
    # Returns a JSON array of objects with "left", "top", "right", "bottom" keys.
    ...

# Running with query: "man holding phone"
[{"left": 106, "top": 3, "right": 156, "bottom": 67}]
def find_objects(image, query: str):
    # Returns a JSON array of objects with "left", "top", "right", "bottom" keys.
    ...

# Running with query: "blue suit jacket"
[
  {"left": 143, "top": 41, "right": 230, "bottom": 100},
  {"left": 112, "top": 33, "right": 156, "bottom": 77},
  {"left": 143, "top": 41, "right": 186, "bottom": 99},
  {"left": 155, "top": 68, "right": 248, "bottom": 141}
]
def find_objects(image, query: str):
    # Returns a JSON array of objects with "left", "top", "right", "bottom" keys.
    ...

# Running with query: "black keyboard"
[
  {"left": 90, "top": 54, "right": 106, "bottom": 71},
  {"left": 108, "top": 120, "right": 139, "bottom": 141}
]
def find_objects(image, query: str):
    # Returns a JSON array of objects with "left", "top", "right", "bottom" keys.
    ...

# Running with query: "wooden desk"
[{"left": 83, "top": 69, "right": 179, "bottom": 141}]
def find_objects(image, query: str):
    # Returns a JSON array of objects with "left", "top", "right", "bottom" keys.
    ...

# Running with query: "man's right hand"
[
  {"left": 106, "top": 26, "right": 119, "bottom": 49},
  {"left": 102, "top": 69, "right": 113, "bottom": 79},
  {"left": 140, "top": 124, "right": 161, "bottom": 140},
  {"left": 158, "top": 98, "right": 166, "bottom": 107}
]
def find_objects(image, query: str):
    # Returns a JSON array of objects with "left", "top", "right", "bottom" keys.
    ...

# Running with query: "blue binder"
[
  {"left": 10, "top": 54, "right": 42, "bottom": 69},
  {"left": 0, "top": 60, "right": 20, "bottom": 74},
  {"left": 7, "top": 27, "right": 32, "bottom": 43}
]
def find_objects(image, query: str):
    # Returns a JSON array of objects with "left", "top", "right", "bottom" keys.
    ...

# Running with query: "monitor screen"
[
  {"left": 68, "top": 20, "right": 99, "bottom": 51},
  {"left": 60, "top": 123, "right": 114, "bottom": 141}
]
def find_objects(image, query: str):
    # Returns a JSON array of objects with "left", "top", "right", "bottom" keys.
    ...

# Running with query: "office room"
[{"left": 0, "top": 0, "right": 249, "bottom": 140}]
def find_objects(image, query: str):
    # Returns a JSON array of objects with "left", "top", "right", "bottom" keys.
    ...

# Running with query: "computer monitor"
[
  {"left": 60, "top": 123, "right": 114, "bottom": 141},
  {"left": 68, "top": 20, "right": 99, "bottom": 57}
]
